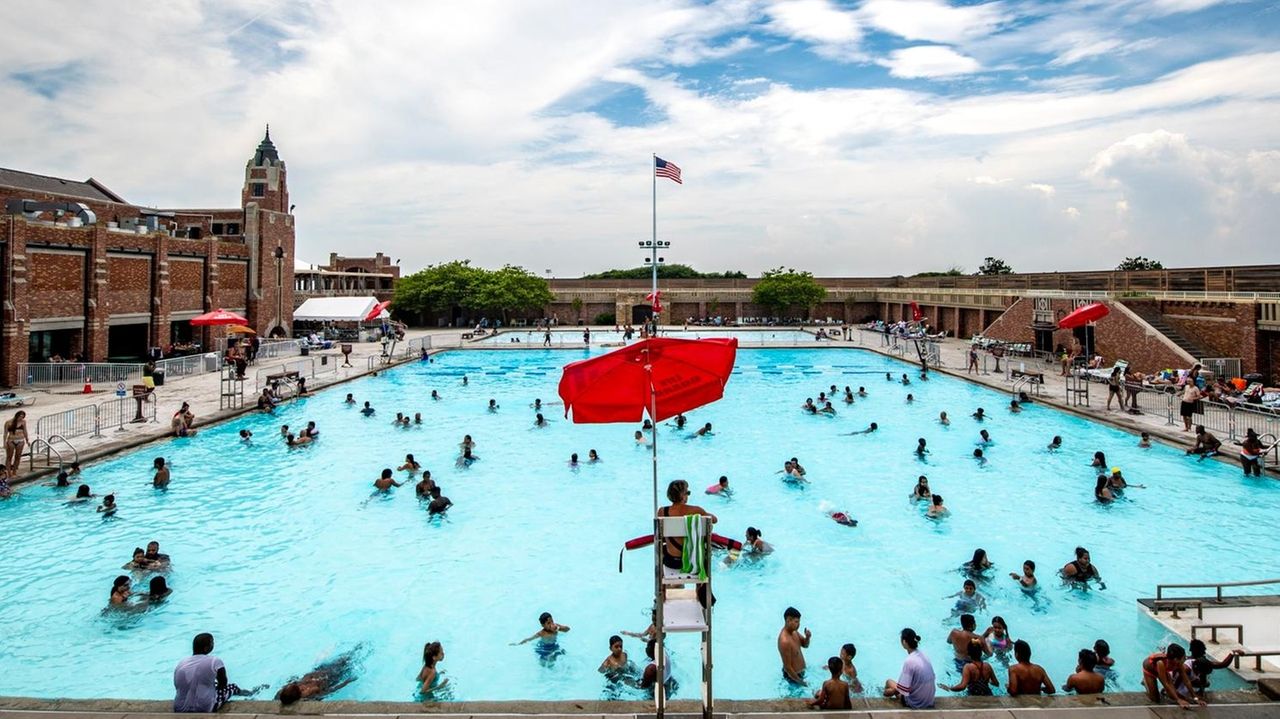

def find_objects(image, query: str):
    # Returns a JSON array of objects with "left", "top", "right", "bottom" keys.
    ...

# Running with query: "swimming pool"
[
  {"left": 477, "top": 328, "right": 826, "bottom": 345},
  {"left": 0, "top": 347, "right": 1272, "bottom": 702}
]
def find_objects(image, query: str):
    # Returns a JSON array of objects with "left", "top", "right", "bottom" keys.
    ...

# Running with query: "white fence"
[
  {"left": 18, "top": 362, "right": 143, "bottom": 387},
  {"left": 31, "top": 396, "right": 158, "bottom": 440}
]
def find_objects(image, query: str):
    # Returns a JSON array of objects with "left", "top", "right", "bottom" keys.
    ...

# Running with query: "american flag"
[{"left": 655, "top": 157, "right": 682, "bottom": 184}]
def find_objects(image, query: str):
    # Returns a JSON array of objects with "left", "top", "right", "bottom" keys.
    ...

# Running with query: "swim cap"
[{"left": 1110, "top": 467, "right": 1121, "bottom": 474}]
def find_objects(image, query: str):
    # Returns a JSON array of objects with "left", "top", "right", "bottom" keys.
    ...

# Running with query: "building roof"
[
  {"left": 294, "top": 296, "right": 381, "bottom": 322},
  {"left": 0, "top": 167, "right": 127, "bottom": 203},
  {"left": 252, "top": 125, "right": 280, "bottom": 166}
]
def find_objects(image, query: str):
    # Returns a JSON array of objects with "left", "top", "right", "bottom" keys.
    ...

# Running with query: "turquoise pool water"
[
  {"left": 477, "top": 328, "right": 825, "bottom": 345},
  {"left": 0, "top": 347, "right": 1272, "bottom": 702}
]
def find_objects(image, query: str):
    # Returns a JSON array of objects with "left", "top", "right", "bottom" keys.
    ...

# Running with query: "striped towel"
[{"left": 682, "top": 514, "right": 707, "bottom": 580}]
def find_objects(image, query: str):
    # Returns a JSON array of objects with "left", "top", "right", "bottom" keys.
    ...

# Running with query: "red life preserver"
[{"left": 619, "top": 533, "right": 744, "bottom": 571}]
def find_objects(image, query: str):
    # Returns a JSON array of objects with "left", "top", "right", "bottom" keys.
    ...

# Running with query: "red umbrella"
[
  {"left": 558, "top": 337, "right": 738, "bottom": 507},
  {"left": 364, "top": 300, "right": 392, "bottom": 322},
  {"left": 189, "top": 308, "right": 249, "bottom": 326},
  {"left": 1058, "top": 302, "right": 1109, "bottom": 329}
]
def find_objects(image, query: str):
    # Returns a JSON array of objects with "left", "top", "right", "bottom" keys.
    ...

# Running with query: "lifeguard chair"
[{"left": 653, "top": 514, "right": 714, "bottom": 719}]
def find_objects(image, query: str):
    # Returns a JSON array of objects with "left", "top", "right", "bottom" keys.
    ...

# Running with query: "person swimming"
[
  {"left": 972, "top": 407, "right": 985, "bottom": 421},
  {"left": 456, "top": 447, "right": 478, "bottom": 468},
  {"left": 905, "top": 394, "right": 914, "bottom": 403},
  {"left": 915, "top": 438, "right": 928, "bottom": 457},
  {"left": 973, "top": 448, "right": 986, "bottom": 464},
  {"left": 843, "top": 422, "right": 878, "bottom": 435},
  {"left": 843, "top": 387, "right": 855, "bottom": 404},
  {"left": 431, "top": 390, "right": 441, "bottom": 401},
  {"left": 978, "top": 429, "right": 992, "bottom": 445},
  {"left": 692, "top": 422, "right": 713, "bottom": 438},
  {"left": 939, "top": 411, "right": 950, "bottom": 426},
  {"left": 279, "top": 645, "right": 365, "bottom": 704},
  {"left": 745, "top": 526, "right": 774, "bottom": 555},
  {"left": 512, "top": 611, "right": 570, "bottom": 662},
  {"left": 984, "top": 616, "right": 1012, "bottom": 658},
  {"left": 588, "top": 449, "right": 600, "bottom": 463},
  {"left": 829, "top": 510, "right": 858, "bottom": 527},
  {"left": 962, "top": 548, "right": 992, "bottom": 580},
  {"left": 706, "top": 476, "right": 731, "bottom": 495},
  {"left": 858, "top": 386, "right": 867, "bottom": 397},
  {"left": 927, "top": 493, "right": 949, "bottom": 518},
  {"left": 97, "top": 493, "right": 117, "bottom": 515},
  {"left": 398, "top": 454, "right": 421, "bottom": 472},
  {"left": 911, "top": 475, "right": 931, "bottom": 501},
  {"left": 1091, "top": 451, "right": 1107, "bottom": 468},
  {"left": 1047, "top": 436, "right": 1062, "bottom": 450},
  {"left": 487, "top": 399, "right": 499, "bottom": 412},
  {"left": 1138, "top": 432, "right": 1151, "bottom": 448},
  {"left": 534, "top": 413, "right": 548, "bottom": 427}
]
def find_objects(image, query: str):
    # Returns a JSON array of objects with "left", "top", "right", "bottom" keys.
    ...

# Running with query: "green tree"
[
  {"left": 465, "top": 265, "right": 554, "bottom": 322},
  {"left": 911, "top": 266, "right": 966, "bottom": 277},
  {"left": 977, "top": 257, "right": 1014, "bottom": 275},
  {"left": 582, "top": 265, "right": 746, "bottom": 279},
  {"left": 1116, "top": 256, "right": 1163, "bottom": 271},
  {"left": 750, "top": 267, "right": 827, "bottom": 319},
  {"left": 392, "top": 260, "right": 483, "bottom": 324}
]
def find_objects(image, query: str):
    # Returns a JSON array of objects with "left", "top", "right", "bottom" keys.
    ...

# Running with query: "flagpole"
[{"left": 652, "top": 153, "right": 658, "bottom": 323}]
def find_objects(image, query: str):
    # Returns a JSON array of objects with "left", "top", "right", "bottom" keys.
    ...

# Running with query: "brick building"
[
  {"left": 294, "top": 251, "right": 398, "bottom": 306},
  {"left": 0, "top": 128, "right": 297, "bottom": 386}
]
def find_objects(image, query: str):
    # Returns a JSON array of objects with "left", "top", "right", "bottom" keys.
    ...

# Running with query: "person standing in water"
[{"left": 778, "top": 606, "right": 811, "bottom": 686}]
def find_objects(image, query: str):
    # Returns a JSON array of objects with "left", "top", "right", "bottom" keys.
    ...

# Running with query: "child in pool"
[
  {"left": 840, "top": 643, "right": 863, "bottom": 693},
  {"left": 983, "top": 616, "right": 1013, "bottom": 660},
  {"left": 945, "top": 579, "right": 986, "bottom": 614},
  {"left": 1010, "top": 560, "right": 1037, "bottom": 591},
  {"left": 706, "top": 476, "right": 730, "bottom": 495},
  {"left": 512, "top": 612, "right": 570, "bottom": 660},
  {"left": 598, "top": 635, "right": 636, "bottom": 678}
]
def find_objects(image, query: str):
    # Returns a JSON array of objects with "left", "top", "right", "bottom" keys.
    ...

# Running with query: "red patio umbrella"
[
  {"left": 558, "top": 337, "right": 738, "bottom": 507},
  {"left": 189, "top": 308, "right": 249, "bottom": 326},
  {"left": 1058, "top": 302, "right": 1109, "bottom": 329},
  {"left": 364, "top": 300, "right": 392, "bottom": 322}
]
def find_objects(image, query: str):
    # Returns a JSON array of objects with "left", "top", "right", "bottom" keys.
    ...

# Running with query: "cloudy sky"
[{"left": 3, "top": 0, "right": 1279, "bottom": 276}]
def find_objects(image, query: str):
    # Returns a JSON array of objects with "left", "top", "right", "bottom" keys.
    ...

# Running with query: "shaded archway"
[
  {"left": 630, "top": 304, "right": 653, "bottom": 325},
  {"left": 268, "top": 325, "right": 288, "bottom": 338}
]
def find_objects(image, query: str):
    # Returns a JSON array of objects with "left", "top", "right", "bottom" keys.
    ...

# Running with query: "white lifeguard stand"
[{"left": 653, "top": 514, "right": 714, "bottom": 719}]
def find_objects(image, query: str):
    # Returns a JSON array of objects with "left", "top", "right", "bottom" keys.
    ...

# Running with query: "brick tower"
[{"left": 242, "top": 125, "right": 296, "bottom": 337}]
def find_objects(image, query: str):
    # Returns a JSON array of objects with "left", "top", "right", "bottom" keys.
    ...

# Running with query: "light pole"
[{"left": 638, "top": 239, "right": 670, "bottom": 323}]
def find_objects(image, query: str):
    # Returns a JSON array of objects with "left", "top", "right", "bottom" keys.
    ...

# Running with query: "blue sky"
[{"left": 2, "top": 0, "right": 1278, "bottom": 276}]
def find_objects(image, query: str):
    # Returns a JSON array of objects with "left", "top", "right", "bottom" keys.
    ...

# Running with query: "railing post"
[
  {"left": 91, "top": 405, "right": 101, "bottom": 438},
  {"left": 1166, "top": 392, "right": 1176, "bottom": 426}
]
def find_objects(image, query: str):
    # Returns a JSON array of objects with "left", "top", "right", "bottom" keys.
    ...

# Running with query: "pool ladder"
[
  {"left": 1260, "top": 433, "right": 1279, "bottom": 472},
  {"left": 27, "top": 433, "right": 79, "bottom": 472}
]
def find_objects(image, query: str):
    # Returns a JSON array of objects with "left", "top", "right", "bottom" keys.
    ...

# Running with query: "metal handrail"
[
  {"left": 1191, "top": 624, "right": 1244, "bottom": 644},
  {"left": 1156, "top": 578, "right": 1280, "bottom": 602},
  {"left": 26, "top": 433, "right": 77, "bottom": 471},
  {"left": 1260, "top": 434, "right": 1279, "bottom": 467},
  {"left": 45, "top": 434, "right": 79, "bottom": 465}
]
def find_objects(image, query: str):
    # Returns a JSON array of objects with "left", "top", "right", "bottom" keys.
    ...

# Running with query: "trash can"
[
  {"left": 203, "top": 352, "right": 220, "bottom": 372},
  {"left": 152, "top": 369, "right": 165, "bottom": 386}
]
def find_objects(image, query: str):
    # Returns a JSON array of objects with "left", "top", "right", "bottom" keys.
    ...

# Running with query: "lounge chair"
[
  {"left": 1078, "top": 360, "right": 1128, "bottom": 383},
  {"left": 0, "top": 392, "right": 34, "bottom": 408}
]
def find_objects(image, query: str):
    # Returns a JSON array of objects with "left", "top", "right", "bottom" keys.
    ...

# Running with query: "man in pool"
[
  {"left": 373, "top": 469, "right": 403, "bottom": 491},
  {"left": 1048, "top": 436, "right": 1062, "bottom": 450},
  {"left": 778, "top": 606, "right": 811, "bottom": 686},
  {"left": 427, "top": 486, "right": 452, "bottom": 515},
  {"left": 1007, "top": 639, "right": 1056, "bottom": 696},
  {"left": 1010, "top": 560, "right": 1037, "bottom": 590},
  {"left": 1187, "top": 425, "right": 1222, "bottom": 459},
  {"left": 843, "top": 422, "right": 878, "bottom": 435},
  {"left": 1061, "top": 546, "right": 1105, "bottom": 589},
  {"left": 972, "top": 407, "right": 985, "bottom": 421},
  {"left": 1063, "top": 649, "right": 1105, "bottom": 694},
  {"left": 360, "top": 401, "right": 375, "bottom": 416},
  {"left": 277, "top": 646, "right": 363, "bottom": 704},
  {"left": 946, "top": 614, "right": 989, "bottom": 670}
]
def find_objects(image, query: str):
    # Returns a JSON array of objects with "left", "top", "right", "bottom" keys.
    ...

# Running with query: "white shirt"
[{"left": 173, "top": 653, "right": 224, "bottom": 712}]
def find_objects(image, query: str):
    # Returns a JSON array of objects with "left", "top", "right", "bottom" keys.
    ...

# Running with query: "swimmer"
[
  {"left": 905, "top": 394, "right": 914, "bottom": 403},
  {"left": 745, "top": 526, "right": 773, "bottom": 555},
  {"left": 1093, "top": 639, "right": 1116, "bottom": 674},
  {"left": 461, "top": 375, "right": 468, "bottom": 386},
  {"left": 431, "top": 390, "right": 441, "bottom": 401},
  {"left": 531, "top": 398, "right": 543, "bottom": 411},
  {"left": 1061, "top": 546, "right": 1106, "bottom": 589},
  {"left": 972, "top": 448, "right": 986, "bottom": 464},
  {"left": 946, "top": 614, "right": 991, "bottom": 670},
  {"left": 901, "top": 373, "right": 910, "bottom": 386},
  {"left": 344, "top": 393, "right": 355, "bottom": 404},
  {"left": 820, "top": 401, "right": 836, "bottom": 415},
  {"left": 634, "top": 430, "right": 647, "bottom": 445},
  {"left": 910, "top": 476, "right": 931, "bottom": 501},
  {"left": 915, "top": 438, "right": 928, "bottom": 457},
  {"left": 1010, "top": 560, "right": 1037, "bottom": 590},
  {"left": 152, "top": 457, "right": 170, "bottom": 489},
  {"left": 939, "top": 411, "right": 950, "bottom": 426},
  {"left": 588, "top": 449, "right": 600, "bottom": 463},
  {"left": 843, "top": 387, "right": 855, "bottom": 404},
  {"left": 810, "top": 656, "right": 852, "bottom": 710},
  {"left": 568, "top": 453, "right": 579, "bottom": 468},
  {"left": 706, "top": 476, "right": 731, "bottom": 495},
  {"left": 962, "top": 548, "right": 992, "bottom": 580},
  {"left": 927, "top": 494, "right": 949, "bottom": 518},
  {"left": 280, "top": 424, "right": 290, "bottom": 438},
  {"left": 830, "top": 644, "right": 863, "bottom": 696},
  {"left": 487, "top": 399, "right": 499, "bottom": 412},
  {"left": 642, "top": 419, "right": 654, "bottom": 432},
  {"left": 511, "top": 612, "right": 570, "bottom": 661},
  {"left": 456, "top": 447, "right": 478, "bottom": 467},
  {"left": 1009, "top": 399, "right": 1021, "bottom": 413},
  {"left": 983, "top": 616, "right": 1013, "bottom": 659},
  {"left": 621, "top": 610, "right": 657, "bottom": 641},
  {"left": 277, "top": 647, "right": 363, "bottom": 704},
  {"left": 978, "top": 429, "right": 992, "bottom": 445},
  {"left": 972, "top": 407, "right": 985, "bottom": 421},
  {"left": 945, "top": 579, "right": 986, "bottom": 613},
  {"left": 802, "top": 398, "right": 817, "bottom": 414},
  {"left": 843, "top": 422, "right": 878, "bottom": 435},
  {"left": 1063, "top": 650, "right": 1105, "bottom": 695},
  {"left": 673, "top": 414, "right": 688, "bottom": 429},
  {"left": 885, "top": 372, "right": 893, "bottom": 381},
  {"left": 97, "top": 493, "right": 117, "bottom": 515},
  {"left": 534, "top": 413, "right": 548, "bottom": 428},
  {"left": 417, "top": 641, "right": 448, "bottom": 696},
  {"left": 398, "top": 454, "right": 421, "bottom": 472},
  {"left": 829, "top": 510, "right": 858, "bottom": 527},
  {"left": 1090, "top": 451, "right": 1107, "bottom": 468},
  {"left": 123, "top": 547, "right": 157, "bottom": 570},
  {"left": 285, "top": 432, "right": 311, "bottom": 447},
  {"left": 426, "top": 486, "right": 452, "bottom": 515},
  {"left": 374, "top": 468, "right": 403, "bottom": 491},
  {"left": 147, "top": 576, "right": 172, "bottom": 602},
  {"left": 67, "top": 483, "right": 95, "bottom": 503},
  {"left": 599, "top": 635, "right": 635, "bottom": 677},
  {"left": 144, "top": 540, "right": 170, "bottom": 564},
  {"left": 459, "top": 435, "right": 476, "bottom": 451},
  {"left": 392, "top": 412, "right": 405, "bottom": 426},
  {"left": 1109, "top": 467, "right": 1145, "bottom": 490},
  {"left": 1094, "top": 475, "right": 1115, "bottom": 502},
  {"left": 109, "top": 575, "right": 132, "bottom": 606},
  {"left": 415, "top": 471, "right": 436, "bottom": 497},
  {"left": 414, "top": 413, "right": 422, "bottom": 425},
  {"left": 1138, "top": 432, "right": 1151, "bottom": 448},
  {"left": 790, "top": 457, "right": 807, "bottom": 476},
  {"left": 693, "top": 422, "right": 713, "bottom": 437},
  {"left": 360, "top": 401, "right": 375, "bottom": 416},
  {"left": 1047, "top": 436, "right": 1062, "bottom": 451},
  {"left": 239, "top": 429, "right": 252, "bottom": 444},
  {"left": 858, "top": 387, "right": 867, "bottom": 397},
  {"left": 302, "top": 421, "right": 319, "bottom": 439}
]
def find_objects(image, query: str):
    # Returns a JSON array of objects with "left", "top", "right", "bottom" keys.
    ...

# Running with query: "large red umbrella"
[
  {"left": 364, "top": 300, "right": 392, "bottom": 322},
  {"left": 189, "top": 308, "right": 249, "bottom": 326},
  {"left": 1058, "top": 302, "right": 1109, "bottom": 329},
  {"left": 558, "top": 337, "right": 738, "bottom": 506}
]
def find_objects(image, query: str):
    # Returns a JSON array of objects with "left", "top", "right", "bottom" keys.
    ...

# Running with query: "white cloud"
[
  {"left": 860, "top": 0, "right": 1008, "bottom": 44},
  {"left": 969, "top": 175, "right": 1011, "bottom": 185},
  {"left": 880, "top": 45, "right": 981, "bottom": 78},
  {"left": 764, "top": 0, "right": 863, "bottom": 60},
  {"left": 1025, "top": 182, "right": 1056, "bottom": 196},
  {"left": 1064, "top": 206, "right": 1081, "bottom": 218}
]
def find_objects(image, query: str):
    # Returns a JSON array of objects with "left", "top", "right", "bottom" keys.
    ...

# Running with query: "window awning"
[{"left": 293, "top": 297, "right": 380, "bottom": 322}]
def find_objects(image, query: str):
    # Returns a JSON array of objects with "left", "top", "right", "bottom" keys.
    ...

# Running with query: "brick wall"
[
  {"left": 169, "top": 257, "right": 205, "bottom": 311},
  {"left": 217, "top": 260, "right": 248, "bottom": 309},
  {"left": 1159, "top": 301, "right": 1257, "bottom": 372},
  {"left": 106, "top": 255, "right": 152, "bottom": 314},
  {"left": 29, "top": 250, "right": 86, "bottom": 316}
]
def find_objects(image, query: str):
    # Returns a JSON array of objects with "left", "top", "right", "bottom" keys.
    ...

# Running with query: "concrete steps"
[{"left": 1121, "top": 301, "right": 1211, "bottom": 360}]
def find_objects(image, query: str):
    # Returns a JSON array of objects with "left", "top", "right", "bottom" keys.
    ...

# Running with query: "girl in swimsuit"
[
  {"left": 1143, "top": 644, "right": 1202, "bottom": 709},
  {"left": 962, "top": 548, "right": 992, "bottom": 581},
  {"left": 4, "top": 410, "right": 28, "bottom": 478},
  {"left": 983, "top": 616, "right": 1012, "bottom": 661},
  {"left": 398, "top": 454, "right": 421, "bottom": 472},
  {"left": 938, "top": 641, "right": 998, "bottom": 696},
  {"left": 910, "top": 476, "right": 930, "bottom": 501},
  {"left": 417, "top": 641, "right": 448, "bottom": 696}
]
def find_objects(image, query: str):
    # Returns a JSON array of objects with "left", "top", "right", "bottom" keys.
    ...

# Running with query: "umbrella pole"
[{"left": 650, "top": 375, "right": 659, "bottom": 513}]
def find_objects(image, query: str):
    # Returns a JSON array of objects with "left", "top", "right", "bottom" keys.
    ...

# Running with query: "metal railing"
[
  {"left": 34, "top": 405, "right": 100, "bottom": 440},
  {"left": 97, "top": 395, "right": 157, "bottom": 431},
  {"left": 154, "top": 353, "right": 218, "bottom": 380},
  {"left": 27, "top": 434, "right": 77, "bottom": 471},
  {"left": 254, "top": 358, "right": 318, "bottom": 391},
  {"left": 1200, "top": 357, "right": 1243, "bottom": 380},
  {"left": 1156, "top": 577, "right": 1280, "bottom": 603},
  {"left": 18, "top": 362, "right": 143, "bottom": 387}
]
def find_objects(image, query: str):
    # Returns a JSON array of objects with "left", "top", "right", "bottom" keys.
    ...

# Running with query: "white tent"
[{"left": 293, "top": 296, "right": 380, "bottom": 322}]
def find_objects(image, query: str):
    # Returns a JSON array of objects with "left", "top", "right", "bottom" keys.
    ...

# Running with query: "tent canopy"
[{"left": 293, "top": 296, "right": 381, "bottom": 322}]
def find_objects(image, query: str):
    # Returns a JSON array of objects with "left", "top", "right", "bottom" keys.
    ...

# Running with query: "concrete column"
[
  {"left": 734, "top": 301, "right": 743, "bottom": 320},
  {"left": 1, "top": 217, "right": 30, "bottom": 386},
  {"left": 202, "top": 238, "right": 220, "bottom": 350},
  {"left": 952, "top": 307, "right": 961, "bottom": 337},
  {"left": 84, "top": 226, "right": 109, "bottom": 361}
]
